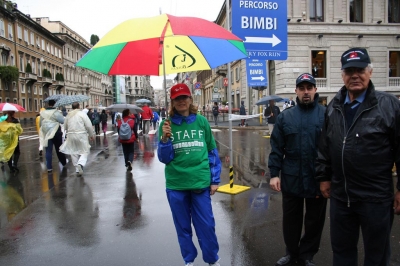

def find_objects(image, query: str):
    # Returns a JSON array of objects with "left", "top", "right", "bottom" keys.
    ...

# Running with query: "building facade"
[{"left": 197, "top": 0, "right": 400, "bottom": 113}]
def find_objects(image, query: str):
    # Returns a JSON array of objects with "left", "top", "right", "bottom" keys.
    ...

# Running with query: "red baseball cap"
[{"left": 170, "top": 83, "right": 191, "bottom": 99}]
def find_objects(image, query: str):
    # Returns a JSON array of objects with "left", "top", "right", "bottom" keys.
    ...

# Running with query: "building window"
[
  {"left": 22, "top": 98, "right": 26, "bottom": 109},
  {"left": 27, "top": 84, "right": 31, "bottom": 93},
  {"left": 13, "top": 98, "right": 17, "bottom": 104},
  {"left": 231, "top": 70, "right": 234, "bottom": 84},
  {"left": 51, "top": 45, "right": 54, "bottom": 55},
  {"left": 12, "top": 82, "right": 16, "bottom": 91},
  {"left": 389, "top": 0, "right": 400, "bottom": 23},
  {"left": 30, "top": 32, "right": 34, "bottom": 46},
  {"left": 310, "top": 0, "right": 324, "bottom": 21},
  {"left": 46, "top": 43, "right": 50, "bottom": 53},
  {"left": 235, "top": 67, "right": 240, "bottom": 82},
  {"left": 21, "top": 83, "right": 25, "bottom": 93},
  {"left": 34, "top": 85, "right": 37, "bottom": 94},
  {"left": 6, "top": 98, "right": 9, "bottom": 102},
  {"left": 28, "top": 98, "right": 32, "bottom": 111},
  {"left": 39, "top": 85, "right": 42, "bottom": 95},
  {"left": 39, "top": 99, "right": 43, "bottom": 108},
  {"left": 24, "top": 29, "right": 29, "bottom": 44},
  {"left": 0, "top": 19, "right": 5, "bottom": 37},
  {"left": 350, "top": 0, "right": 363, "bottom": 22},
  {"left": 389, "top": 51, "right": 400, "bottom": 77},
  {"left": 1, "top": 53, "right": 7, "bottom": 66},
  {"left": 8, "top": 24, "right": 13, "bottom": 40},
  {"left": 311, "top": 50, "right": 327, "bottom": 78},
  {"left": 17, "top": 25, "right": 21, "bottom": 39},
  {"left": 32, "top": 60, "right": 36, "bottom": 74},
  {"left": 34, "top": 99, "right": 38, "bottom": 112},
  {"left": 41, "top": 39, "right": 45, "bottom": 50},
  {"left": 19, "top": 55, "right": 24, "bottom": 72},
  {"left": 36, "top": 36, "right": 40, "bottom": 48}
]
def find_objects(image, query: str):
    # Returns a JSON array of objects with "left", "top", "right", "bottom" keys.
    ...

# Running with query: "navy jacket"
[{"left": 269, "top": 95, "right": 325, "bottom": 197}]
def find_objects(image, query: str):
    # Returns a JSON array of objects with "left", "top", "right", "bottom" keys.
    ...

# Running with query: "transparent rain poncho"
[
  {"left": 0, "top": 120, "right": 23, "bottom": 162},
  {"left": 60, "top": 109, "right": 93, "bottom": 154}
]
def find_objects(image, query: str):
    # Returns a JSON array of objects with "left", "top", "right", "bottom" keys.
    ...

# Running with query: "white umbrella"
[{"left": 54, "top": 95, "right": 90, "bottom": 107}]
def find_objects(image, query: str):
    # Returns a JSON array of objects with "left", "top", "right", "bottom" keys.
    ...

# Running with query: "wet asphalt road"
[{"left": 0, "top": 121, "right": 399, "bottom": 266}]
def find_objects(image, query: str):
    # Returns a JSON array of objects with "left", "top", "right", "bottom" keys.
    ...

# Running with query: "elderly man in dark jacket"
[
  {"left": 269, "top": 73, "right": 326, "bottom": 266},
  {"left": 316, "top": 47, "right": 400, "bottom": 266}
]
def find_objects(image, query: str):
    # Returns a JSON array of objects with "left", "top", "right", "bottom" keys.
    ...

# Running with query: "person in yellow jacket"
[
  {"left": 36, "top": 108, "right": 45, "bottom": 156},
  {"left": 0, "top": 111, "right": 23, "bottom": 173}
]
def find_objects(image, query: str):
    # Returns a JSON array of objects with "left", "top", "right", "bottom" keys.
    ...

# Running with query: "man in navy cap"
[
  {"left": 269, "top": 73, "right": 326, "bottom": 266},
  {"left": 316, "top": 47, "right": 400, "bottom": 265}
]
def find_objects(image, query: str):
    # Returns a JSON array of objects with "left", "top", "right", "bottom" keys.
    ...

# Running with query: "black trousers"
[
  {"left": 330, "top": 197, "right": 393, "bottom": 266},
  {"left": 282, "top": 194, "right": 327, "bottom": 261}
]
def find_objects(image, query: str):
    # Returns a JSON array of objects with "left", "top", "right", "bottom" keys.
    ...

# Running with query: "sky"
[{"left": 15, "top": 0, "right": 226, "bottom": 89}]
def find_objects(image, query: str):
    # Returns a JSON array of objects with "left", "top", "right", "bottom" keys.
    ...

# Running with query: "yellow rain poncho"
[{"left": 0, "top": 121, "right": 23, "bottom": 162}]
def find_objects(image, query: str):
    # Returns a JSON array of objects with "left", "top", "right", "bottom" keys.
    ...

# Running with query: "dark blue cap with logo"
[
  {"left": 296, "top": 73, "right": 316, "bottom": 86},
  {"left": 341, "top": 47, "right": 371, "bottom": 69}
]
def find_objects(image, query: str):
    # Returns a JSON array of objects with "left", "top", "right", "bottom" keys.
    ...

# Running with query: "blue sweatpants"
[{"left": 166, "top": 188, "right": 219, "bottom": 264}]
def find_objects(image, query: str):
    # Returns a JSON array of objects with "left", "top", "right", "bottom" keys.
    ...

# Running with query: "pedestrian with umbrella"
[
  {"left": 40, "top": 100, "right": 68, "bottom": 172},
  {"left": 100, "top": 109, "right": 108, "bottom": 135},
  {"left": 264, "top": 100, "right": 281, "bottom": 135},
  {"left": 0, "top": 103, "right": 25, "bottom": 173},
  {"left": 158, "top": 83, "right": 222, "bottom": 266}
]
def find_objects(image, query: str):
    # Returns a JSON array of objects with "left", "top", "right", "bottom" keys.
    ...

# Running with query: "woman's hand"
[
  {"left": 210, "top": 185, "right": 219, "bottom": 195},
  {"left": 162, "top": 120, "right": 171, "bottom": 139}
]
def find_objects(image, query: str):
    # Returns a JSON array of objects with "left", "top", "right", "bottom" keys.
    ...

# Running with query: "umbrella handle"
[{"left": 165, "top": 119, "right": 171, "bottom": 138}]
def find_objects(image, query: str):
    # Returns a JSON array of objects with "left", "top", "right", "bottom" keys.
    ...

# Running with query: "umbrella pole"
[
  {"left": 217, "top": 0, "right": 250, "bottom": 196},
  {"left": 162, "top": 41, "right": 168, "bottom": 118}
]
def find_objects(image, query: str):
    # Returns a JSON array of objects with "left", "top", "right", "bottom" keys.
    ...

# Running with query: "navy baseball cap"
[
  {"left": 296, "top": 73, "right": 316, "bottom": 86},
  {"left": 341, "top": 48, "right": 371, "bottom": 69}
]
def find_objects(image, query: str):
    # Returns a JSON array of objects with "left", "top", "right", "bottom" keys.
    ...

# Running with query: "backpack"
[
  {"left": 119, "top": 119, "right": 133, "bottom": 140},
  {"left": 212, "top": 106, "right": 219, "bottom": 116},
  {"left": 92, "top": 112, "right": 100, "bottom": 124}
]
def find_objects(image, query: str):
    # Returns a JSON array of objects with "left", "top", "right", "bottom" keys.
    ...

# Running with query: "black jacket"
[
  {"left": 264, "top": 105, "right": 280, "bottom": 124},
  {"left": 316, "top": 81, "right": 400, "bottom": 203},
  {"left": 268, "top": 94, "right": 325, "bottom": 197}
]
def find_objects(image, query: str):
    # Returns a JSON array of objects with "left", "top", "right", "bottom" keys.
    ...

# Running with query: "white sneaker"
[
  {"left": 185, "top": 263, "right": 194, "bottom": 266},
  {"left": 77, "top": 164, "right": 84, "bottom": 176},
  {"left": 209, "top": 259, "right": 220, "bottom": 266}
]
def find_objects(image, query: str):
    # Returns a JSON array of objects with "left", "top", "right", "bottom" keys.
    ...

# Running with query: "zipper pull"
[
  {"left": 343, "top": 136, "right": 346, "bottom": 144},
  {"left": 347, "top": 200, "right": 350, "bottom": 208}
]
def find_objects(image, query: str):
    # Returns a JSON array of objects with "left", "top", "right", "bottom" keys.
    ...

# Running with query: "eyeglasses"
[
  {"left": 343, "top": 67, "right": 367, "bottom": 75},
  {"left": 174, "top": 95, "right": 190, "bottom": 101}
]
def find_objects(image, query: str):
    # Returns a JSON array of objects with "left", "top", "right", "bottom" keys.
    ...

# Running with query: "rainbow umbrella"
[{"left": 76, "top": 14, "right": 247, "bottom": 76}]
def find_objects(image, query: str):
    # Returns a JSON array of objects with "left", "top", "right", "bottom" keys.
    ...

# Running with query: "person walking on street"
[
  {"left": 264, "top": 100, "right": 280, "bottom": 135},
  {"left": 160, "top": 107, "right": 167, "bottom": 120},
  {"left": 39, "top": 100, "right": 67, "bottom": 172},
  {"left": 239, "top": 100, "right": 246, "bottom": 127},
  {"left": 91, "top": 109, "right": 100, "bottom": 135},
  {"left": 100, "top": 110, "right": 108, "bottom": 135},
  {"left": 60, "top": 102, "right": 94, "bottom": 176},
  {"left": 288, "top": 97, "right": 296, "bottom": 107},
  {"left": 269, "top": 73, "right": 327, "bottom": 266},
  {"left": 36, "top": 107, "right": 45, "bottom": 157},
  {"left": 0, "top": 111, "right": 23, "bottom": 173},
  {"left": 141, "top": 103, "right": 153, "bottom": 135},
  {"left": 212, "top": 102, "right": 219, "bottom": 126},
  {"left": 117, "top": 109, "right": 138, "bottom": 172},
  {"left": 152, "top": 111, "right": 159, "bottom": 131},
  {"left": 316, "top": 47, "right": 400, "bottom": 266},
  {"left": 158, "top": 83, "right": 222, "bottom": 266}
]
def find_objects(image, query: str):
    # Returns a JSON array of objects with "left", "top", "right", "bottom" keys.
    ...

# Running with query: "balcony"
[
  {"left": 215, "top": 64, "right": 227, "bottom": 77},
  {"left": 389, "top": 77, "right": 400, "bottom": 87},
  {"left": 315, "top": 78, "right": 327, "bottom": 89},
  {"left": 38, "top": 76, "right": 53, "bottom": 87},
  {"left": 25, "top": 73, "right": 38, "bottom": 81}
]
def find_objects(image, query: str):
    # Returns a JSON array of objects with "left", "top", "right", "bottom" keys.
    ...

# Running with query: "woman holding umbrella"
[
  {"left": 158, "top": 83, "right": 221, "bottom": 266},
  {"left": 0, "top": 103, "right": 24, "bottom": 173}
]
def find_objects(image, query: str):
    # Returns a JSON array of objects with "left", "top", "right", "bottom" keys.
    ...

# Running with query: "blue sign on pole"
[
  {"left": 232, "top": 0, "right": 288, "bottom": 60},
  {"left": 246, "top": 58, "right": 268, "bottom": 87}
]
